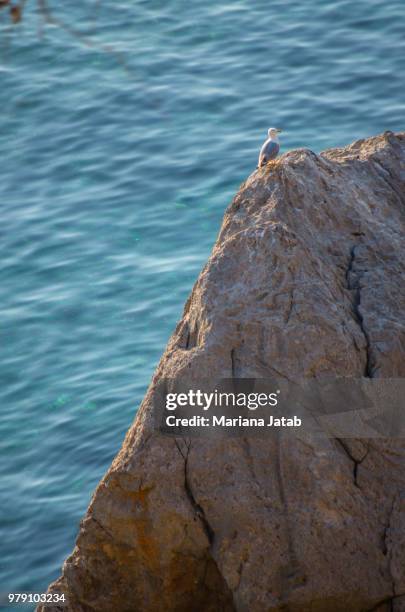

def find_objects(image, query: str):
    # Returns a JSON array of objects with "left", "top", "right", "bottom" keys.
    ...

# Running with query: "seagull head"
[{"left": 268, "top": 127, "right": 282, "bottom": 140}]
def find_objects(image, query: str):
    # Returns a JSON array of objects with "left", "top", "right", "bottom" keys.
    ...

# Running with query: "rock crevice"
[
  {"left": 345, "top": 244, "right": 373, "bottom": 377},
  {"left": 174, "top": 438, "right": 215, "bottom": 546}
]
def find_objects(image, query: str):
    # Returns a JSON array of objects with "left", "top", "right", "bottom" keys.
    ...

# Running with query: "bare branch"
[{"left": 1, "top": 0, "right": 135, "bottom": 78}]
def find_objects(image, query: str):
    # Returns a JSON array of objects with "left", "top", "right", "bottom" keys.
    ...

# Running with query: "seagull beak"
[{"left": 277, "top": 129, "right": 283, "bottom": 133}]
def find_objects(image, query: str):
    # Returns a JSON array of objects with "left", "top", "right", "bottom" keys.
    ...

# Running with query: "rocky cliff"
[{"left": 41, "top": 132, "right": 405, "bottom": 612}]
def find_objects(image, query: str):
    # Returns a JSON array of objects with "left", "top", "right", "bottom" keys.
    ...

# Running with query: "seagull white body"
[{"left": 258, "top": 127, "right": 282, "bottom": 168}]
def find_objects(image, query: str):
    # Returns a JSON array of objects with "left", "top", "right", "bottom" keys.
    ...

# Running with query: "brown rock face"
[{"left": 40, "top": 132, "right": 405, "bottom": 612}]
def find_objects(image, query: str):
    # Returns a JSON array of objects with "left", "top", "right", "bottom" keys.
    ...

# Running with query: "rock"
[{"left": 39, "top": 132, "right": 405, "bottom": 612}]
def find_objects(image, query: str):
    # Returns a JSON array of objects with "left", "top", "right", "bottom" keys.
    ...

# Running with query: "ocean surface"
[{"left": 0, "top": 0, "right": 404, "bottom": 607}]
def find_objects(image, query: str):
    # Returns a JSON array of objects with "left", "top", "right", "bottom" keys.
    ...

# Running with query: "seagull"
[{"left": 258, "top": 127, "right": 282, "bottom": 168}]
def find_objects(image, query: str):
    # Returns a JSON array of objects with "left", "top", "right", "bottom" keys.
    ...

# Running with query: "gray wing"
[{"left": 258, "top": 140, "right": 280, "bottom": 166}]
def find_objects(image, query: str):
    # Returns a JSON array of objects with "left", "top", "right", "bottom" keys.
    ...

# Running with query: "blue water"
[{"left": 0, "top": 0, "right": 404, "bottom": 607}]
